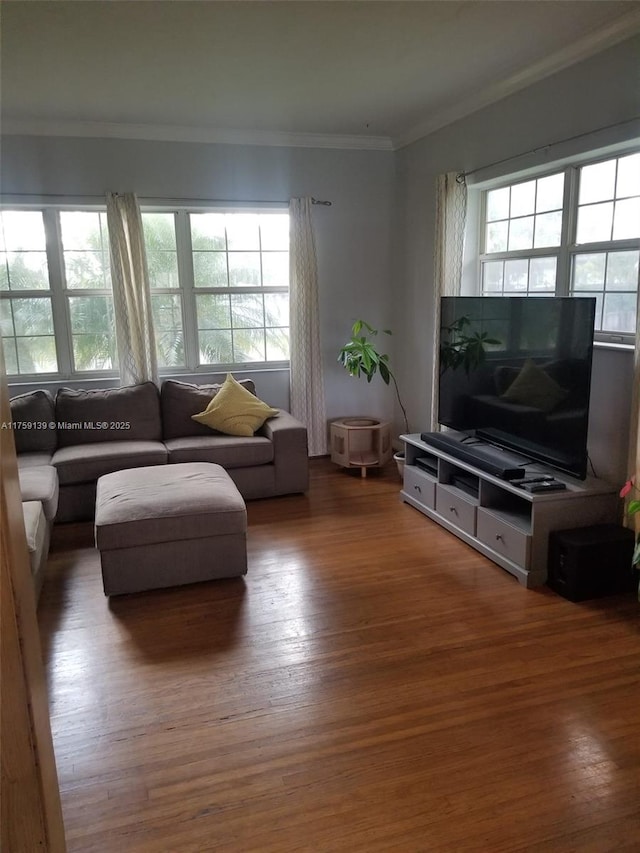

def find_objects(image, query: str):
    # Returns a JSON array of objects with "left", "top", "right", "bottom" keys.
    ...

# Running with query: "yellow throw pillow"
[
  {"left": 191, "top": 374, "right": 279, "bottom": 436},
  {"left": 501, "top": 359, "right": 567, "bottom": 413}
]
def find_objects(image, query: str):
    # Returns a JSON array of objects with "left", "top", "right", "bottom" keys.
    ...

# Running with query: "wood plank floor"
[{"left": 37, "top": 458, "right": 640, "bottom": 852}]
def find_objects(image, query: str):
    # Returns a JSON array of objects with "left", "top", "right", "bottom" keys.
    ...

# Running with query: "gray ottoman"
[{"left": 95, "top": 462, "right": 247, "bottom": 595}]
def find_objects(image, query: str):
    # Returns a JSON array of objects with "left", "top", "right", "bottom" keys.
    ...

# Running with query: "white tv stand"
[{"left": 400, "top": 433, "right": 619, "bottom": 588}]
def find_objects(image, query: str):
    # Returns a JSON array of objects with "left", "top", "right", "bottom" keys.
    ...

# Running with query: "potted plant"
[
  {"left": 338, "top": 319, "right": 409, "bottom": 477},
  {"left": 620, "top": 477, "right": 640, "bottom": 599}
]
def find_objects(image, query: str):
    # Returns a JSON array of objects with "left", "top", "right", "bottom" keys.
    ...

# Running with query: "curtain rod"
[
  {"left": 0, "top": 192, "right": 331, "bottom": 206},
  {"left": 456, "top": 116, "right": 640, "bottom": 183}
]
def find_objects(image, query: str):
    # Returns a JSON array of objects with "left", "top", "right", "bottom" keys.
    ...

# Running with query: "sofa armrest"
[{"left": 259, "top": 411, "right": 309, "bottom": 495}]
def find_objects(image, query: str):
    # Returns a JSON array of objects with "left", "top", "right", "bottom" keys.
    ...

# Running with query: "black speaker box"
[{"left": 547, "top": 524, "right": 636, "bottom": 602}]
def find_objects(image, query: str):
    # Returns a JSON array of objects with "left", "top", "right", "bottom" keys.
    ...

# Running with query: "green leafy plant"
[
  {"left": 338, "top": 319, "right": 409, "bottom": 434},
  {"left": 440, "top": 315, "right": 501, "bottom": 375},
  {"left": 620, "top": 478, "right": 640, "bottom": 576}
]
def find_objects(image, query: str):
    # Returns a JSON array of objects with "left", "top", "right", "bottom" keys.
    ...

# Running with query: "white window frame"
[{"left": 477, "top": 149, "right": 640, "bottom": 346}]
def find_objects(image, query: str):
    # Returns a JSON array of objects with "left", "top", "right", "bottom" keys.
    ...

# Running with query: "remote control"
[
  {"left": 525, "top": 481, "right": 567, "bottom": 493},
  {"left": 512, "top": 476, "right": 554, "bottom": 486}
]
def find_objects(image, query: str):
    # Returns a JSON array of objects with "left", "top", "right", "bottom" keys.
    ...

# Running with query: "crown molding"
[
  {"left": 394, "top": 7, "right": 640, "bottom": 150},
  {"left": 0, "top": 118, "right": 394, "bottom": 152}
]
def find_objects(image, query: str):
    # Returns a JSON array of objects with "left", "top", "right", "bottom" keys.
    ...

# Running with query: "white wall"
[
  {"left": 394, "top": 34, "right": 640, "bottom": 485},
  {"left": 0, "top": 136, "right": 396, "bottom": 428}
]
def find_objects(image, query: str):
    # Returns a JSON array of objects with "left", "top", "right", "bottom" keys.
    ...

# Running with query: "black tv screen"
[{"left": 438, "top": 296, "right": 596, "bottom": 479}]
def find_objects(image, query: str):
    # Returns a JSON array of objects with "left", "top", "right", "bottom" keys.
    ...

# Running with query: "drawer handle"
[
  {"left": 496, "top": 534, "right": 504, "bottom": 543},
  {"left": 449, "top": 506, "right": 458, "bottom": 515},
  {"left": 414, "top": 485, "right": 421, "bottom": 494}
]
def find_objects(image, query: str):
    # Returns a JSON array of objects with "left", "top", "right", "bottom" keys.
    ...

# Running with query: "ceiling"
[{"left": 2, "top": 1, "right": 639, "bottom": 150}]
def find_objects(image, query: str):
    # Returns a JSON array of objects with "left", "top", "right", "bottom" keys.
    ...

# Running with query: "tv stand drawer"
[
  {"left": 404, "top": 466, "right": 436, "bottom": 510},
  {"left": 477, "top": 509, "right": 531, "bottom": 568},
  {"left": 435, "top": 484, "right": 477, "bottom": 535}
]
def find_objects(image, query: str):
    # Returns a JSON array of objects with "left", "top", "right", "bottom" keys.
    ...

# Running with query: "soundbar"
[{"left": 419, "top": 432, "right": 527, "bottom": 480}]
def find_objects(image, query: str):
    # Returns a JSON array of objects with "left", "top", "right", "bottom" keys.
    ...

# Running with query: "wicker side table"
[{"left": 330, "top": 417, "right": 392, "bottom": 478}]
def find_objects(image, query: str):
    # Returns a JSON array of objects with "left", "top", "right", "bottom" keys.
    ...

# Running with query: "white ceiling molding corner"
[{"left": 393, "top": 6, "right": 640, "bottom": 150}]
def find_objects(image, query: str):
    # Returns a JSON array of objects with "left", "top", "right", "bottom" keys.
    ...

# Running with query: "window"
[
  {"left": 0, "top": 205, "right": 290, "bottom": 379},
  {"left": 480, "top": 151, "right": 640, "bottom": 343},
  {"left": 189, "top": 212, "right": 290, "bottom": 365}
]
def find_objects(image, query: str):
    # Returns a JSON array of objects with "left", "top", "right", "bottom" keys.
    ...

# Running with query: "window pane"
[
  {"left": 69, "top": 296, "right": 116, "bottom": 370},
  {"left": 606, "top": 250, "right": 639, "bottom": 289},
  {"left": 486, "top": 187, "right": 509, "bottom": 222},
  {"left": 533, "top": 211, "right": 562, "bottom": 248},
  {"left": 535, "top": 173, "right": 564, "bottom": 212},
  {"left": 0, "top": 299, "right": 13, "bottom": 336},
  {"left": 510, "top": 181, "right": 535, "bottom": 217},
  {"left": 573, "top": 253, "right": 606, "bottom": 289},
  {"left": 579, "top": 159, "right": 616, "bottom": 204},
  {"left": 64, "top": 251, "right": 110, "bottom": 289},
  {"left": 1, "top": 211, "right": 46, "bottom": 251},
  {"left": 266, "top": 328, "right": 289, "bottom": 360},
  {"left": 193, "top": 251, "right": 228, "bottom": 287},
  {"left": 529, "top": 257, "right": 556, "bottom": 292},
  {"left": 60, "top": 211, "right": 108, "bottom": 252},
  {"left": 486, "top": 221, "right": 508, "bottom": 253},
  {"left": 602, "top": 292, "right": 636, "bottom": 334},
  {"left": 1, "top": 336, "right": 18, "bottom": 374},
  {"left": 4, "top": 252, "right": 50, "bottom": 290},
  {"left": 612, "top": 197, "right": 640, "bottom": 240},
  {"left": 16, "top": 337, "right": 58, "bottom": 373},
  {"left": 0, "top": 260, "right": 8, "bottom": 291},
  {"left": 142, "top": 213, "right": 177, "bottom": 252},
  {"left": 261, "top": 252, "right": 289, "bottom": 287},
  {"left": 232, "top": 327, "right": 265, "bottom": 362},
  {"left": 228, "top": 252, "right": 260, "bottom": 287},
  {"left": 230, "top": 293, "right": 264, "bottom": 328},
  {"left": 503, "top": 259, "right": 528, "bottom": 292},
  {"left": 482, "top": 261, "right": 503, "bottom": 293},
  {"left": 72, "top": 335, "right": 116, "bottom": 371},
  {"left": 147, "top": 251, "right": 179, "bottom": 289},
  {"left": 190, "top": 214, "right": 226, "bottom": 250},
  {"left": 264, "top": 292, "right": 289, "bottom": 327},
  {"left": 11, "top": 297, "right": 54, "bottom": 336},
  {"left": 576, "top": 202, "right": 613, "bottom": 244},
  {"left": 226, "top": 214, "right": 260, "bottom": 250},
  {"left": 199, "top": 329, "right": 233, "bottom": 364},
  {"left": 508, "top": 216, "right": 533, "bottom": 251},
  {"left": 616, "top": 152, "right": 640, "bottom": 198},
  {"left": 196, "top": 294, "right": 231, "bottom": 330},
  {"left": 151, "top": 294, "right": 184, "bottom": 367},
  {"left": 259, "top": 214, "right": 289, "bottom": 250}
]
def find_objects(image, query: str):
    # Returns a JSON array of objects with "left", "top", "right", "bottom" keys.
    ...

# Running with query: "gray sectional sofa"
[{"left": 11, "top": 378, "right": 309, "bottom": 599}]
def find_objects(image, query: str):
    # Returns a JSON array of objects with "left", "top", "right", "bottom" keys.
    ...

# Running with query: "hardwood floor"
[{"left": 38, "top": 458, "right": 640, "bottom": 852}]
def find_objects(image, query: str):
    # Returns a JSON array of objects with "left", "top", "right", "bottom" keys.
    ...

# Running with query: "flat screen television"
[{"left": 438, "top": 296, "right": 596, "bottom": 480}]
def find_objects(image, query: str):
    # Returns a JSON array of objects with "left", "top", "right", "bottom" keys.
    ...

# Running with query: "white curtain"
[
  {"left": 430, "top": 172, "right": 468, "bottom": 430},
  {"left": 106, "top": 192, "right": 158, "bottom": 386},
  {"left": 289, "top": 197, "right": 327, "bottom": 456}
]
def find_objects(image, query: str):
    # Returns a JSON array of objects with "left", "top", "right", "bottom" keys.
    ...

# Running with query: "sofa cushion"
[
  {"left": 9, "top": 390, "right": 57, "bottom": 454},
  {"left": 22, "top": 500, "right": 47, "bottom": 557},
  {"left": 18, "top": 465, "right": 59, "bottom": 521},
  {"left": 164, "top": 434, "right": 274, "bottom": 468},
  {"left": 55, "top": 382, "right": 162, "bottom": 447},
  {"left": 501, "top": 359, "right": 567, "bottom": 413},
  {"left": 52, "top": 440, "right": 167, "bottom": 485},
  {"left": 161, "top": 378, "right": 256, "bottom": 440},
  {"left": 192, "top": 374, "right": 278, "bottom": 437},
  {"left": 17, "top": 451, "right": 54, "bottom": 469},
  {"left": 95, "top": 462, "right": 246, "bottom": 550}
]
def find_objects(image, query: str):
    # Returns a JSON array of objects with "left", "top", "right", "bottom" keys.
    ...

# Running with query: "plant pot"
[{"left": 393, "top": 451, "right": 405, "bottom": 480}]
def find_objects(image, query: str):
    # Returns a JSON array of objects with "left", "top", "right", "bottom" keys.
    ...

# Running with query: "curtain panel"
[
  {"left": 106, "top": 192, "right": 158, "bottom": 386},
  {"left": 430, "top": 172, "right": 468, "bottom": 431},
  {"left": 289, "top": 197, "right": 327, "bottom": 456}
]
